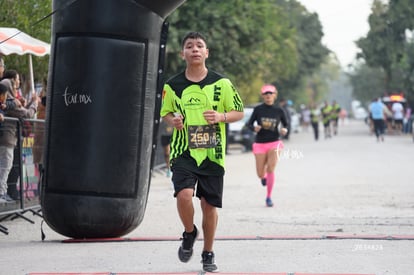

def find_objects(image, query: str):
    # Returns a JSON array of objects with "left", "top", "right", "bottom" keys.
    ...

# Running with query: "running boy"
[{"left": 160, "top": 31, "right": 244, "bottom": 272}]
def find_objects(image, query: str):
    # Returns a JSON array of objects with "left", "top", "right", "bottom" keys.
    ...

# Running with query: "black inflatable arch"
[{"left": 41, "top": 0, "right": 185, "bottom": 238}]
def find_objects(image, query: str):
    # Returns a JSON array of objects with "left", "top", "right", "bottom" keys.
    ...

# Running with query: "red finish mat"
[
  {"left": 27, "top": 273, "right": 376, "bottom": 275},
  {"left": 61, "top": 234, "right": 414, "bottom": 243}
]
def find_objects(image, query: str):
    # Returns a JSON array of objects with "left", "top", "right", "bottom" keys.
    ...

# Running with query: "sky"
[{"left": 298, "top": 0, "right": 374, "bottom": 68}]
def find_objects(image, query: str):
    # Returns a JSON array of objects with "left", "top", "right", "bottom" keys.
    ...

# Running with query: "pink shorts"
[{"left": 252, "top": 140, "right": 284, "bottom": 154}]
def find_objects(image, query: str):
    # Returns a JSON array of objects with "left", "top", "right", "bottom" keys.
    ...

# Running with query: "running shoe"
[
  {"left": 266, "top": 197, "right": 274, "bottom": 207},
  {"left": 261, "top": 178, "right": 267, "bottom": 186},
  {"left": 0, "top": 194, "right": 14, "bottom": 202},
  {"left": 201, "top": 251, "right": 219, "bottom": 272},
  {"left": 178, "top": 225, "right": 198, "bottom": 262}
]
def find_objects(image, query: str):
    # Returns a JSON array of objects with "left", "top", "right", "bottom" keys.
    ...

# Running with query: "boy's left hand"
[{"left": 203, "top": 110, "right": 221, "bottom": 124}]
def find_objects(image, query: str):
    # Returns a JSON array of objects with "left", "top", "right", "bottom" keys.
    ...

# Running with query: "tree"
[
  {"left": 307, "top": 55, "right": 342, "bottom": 104},
  {"left": 397, "top": 38, "right": 414, "bottom": 105},
  {"left": 167, "top": 0, "right": 297, "bottom": 103},
  {"left": 348, "top": 63, "right": 386, "bottom": 104},
  {"left": 355, "top": 0, "right": 414, "bottom": 105},
  {"left": 165, "top": 0, "right": 299, "bottom": 104},
  {"left": 165, "top": 0, "right": 329, "bottom": 105},
  {"left": 0, "top": 0, "right": 329, "bottom": 106},
  {"left": 356, "top": 0, "right": 400, "bottom": 91},
  {"left": 272, "top": 0, "right": 330, "bottom": 105}
]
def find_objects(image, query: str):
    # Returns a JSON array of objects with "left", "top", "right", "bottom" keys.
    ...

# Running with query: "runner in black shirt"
[{"left": 245, "top": 84, "right": 288, "bottom": 207}]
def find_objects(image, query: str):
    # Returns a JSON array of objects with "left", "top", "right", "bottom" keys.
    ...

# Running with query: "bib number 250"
[{"left": 188, "top": 125, "right": 217, "bottom": 149}]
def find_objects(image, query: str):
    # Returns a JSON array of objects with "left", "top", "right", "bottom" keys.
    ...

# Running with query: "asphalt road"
[{"left": 1, "top": 119, "right": 413, "bottom": 275}]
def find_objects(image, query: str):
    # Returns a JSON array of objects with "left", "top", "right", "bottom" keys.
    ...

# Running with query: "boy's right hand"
[{"left": 172, "top": 114, "right": 184, "bottom": 130}]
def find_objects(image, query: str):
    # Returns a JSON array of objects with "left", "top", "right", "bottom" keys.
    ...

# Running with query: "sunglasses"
[{"left": 262, "top": 91, "right": 274, "bottom": 95}]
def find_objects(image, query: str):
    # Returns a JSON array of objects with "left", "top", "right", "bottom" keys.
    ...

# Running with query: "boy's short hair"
[
  {"left": 0, "top": 83, "right": 8, "bottom": 94},
  {"left": 181, "top": 31, "right": 207, "bottom": 48}
]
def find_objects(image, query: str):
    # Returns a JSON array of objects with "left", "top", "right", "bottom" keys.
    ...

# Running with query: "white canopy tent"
[{"left": 0, "top": 27, "right": 50, "bottom": 94}]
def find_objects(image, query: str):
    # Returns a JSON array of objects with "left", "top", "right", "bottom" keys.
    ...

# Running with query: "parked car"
[
  {"left": 354, "top": 107, "right": 368, "bottom": 120},
  {"left": 352, "top": 100, "right": 368, "bottom": 120},
  {"left": 227, "top": 107, "right": 255, "bottom": 151}
]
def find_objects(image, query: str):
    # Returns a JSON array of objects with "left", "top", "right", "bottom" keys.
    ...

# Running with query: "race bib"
[
  {"left": 188, "top": 125, "right": 217, "bottom": 149},
  {"left": 261, "top": 117, "right": 278, "bottom": 131}
]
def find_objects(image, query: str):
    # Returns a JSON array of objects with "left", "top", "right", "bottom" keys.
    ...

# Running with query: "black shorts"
[{"left": 171, "top": 167, "right": 223, "bottom": 208}]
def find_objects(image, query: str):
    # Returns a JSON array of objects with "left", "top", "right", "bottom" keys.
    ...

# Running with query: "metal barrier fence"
[
  {"left": 0, "top": 117, "right": 168, "bottom": 235},
  {"left": 0, "top": 117, "right": 44, "bottom": 235}
]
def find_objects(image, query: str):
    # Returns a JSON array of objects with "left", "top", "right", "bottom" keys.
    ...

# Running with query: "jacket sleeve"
[
  {"left": 5, "top": 98, "right": 17, "bottom": 110},
  {"left": 5, "top": 101, "right": 37, "bottom": 119}
]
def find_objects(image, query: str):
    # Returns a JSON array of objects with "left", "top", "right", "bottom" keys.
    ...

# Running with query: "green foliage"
[
  {"left": 397, "top": 40, "right": 414, "bottom": 104},
  {"left": 354, "top": 0, "right": 414, "bottom": 106},
  {"left": 275, "top": 0, "right": 329, "bottom": 77},
  {"left": 265, "top": 0, "right": 330, "bottom": 105},
  {"left": 356, "top": 0, "right": 399, "bottom": 89},
  {"left": 165, "top": 0, "right": 298, "bottom": 103},
  {"left": 348, "top": 64, "right": 386, "bottom": 104},
  {"left": 0, "top": 0, "right": 328, "bottom": 105},
  {"left": 165, "top": 0, "right": 328, "bottom": 105},
  {"left": 307, "top": 56, "right": 341, "bottom": 104}
]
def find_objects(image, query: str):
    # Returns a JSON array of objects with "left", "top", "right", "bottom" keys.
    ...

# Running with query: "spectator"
[
  {"left": 321, "top": 100, "right": 332, "bottom": 138},
  {"left": 2, "top": 69, "right": 26, "bottom": 107},
  {"left": 1, "top": 75, "right": 22, "bottom": 112},
  {"left": 0, "top": 83, "right": 14, "bottom": 203},
  {"left": 391, "top": 101, "right": 404, "bottom": 134},
  {"left": 0, "top": 83, "right": 8, "bottom": 125},
  {"left": 403, "top": 107, "right": 412, "bottom": 134},
  {"left": 301, "top": 104, "right": 311, "bottom": 132},
  {"left": 33, "top": 78, "right": 47, "bottom": 187},
  {"left": 369, "top": 97, "right": 386, "bottom": 142},
  {"left": 339, "top": 108, "right": 348, "bottom": 125},
  {"left": 0, "top": 82, "right": 37, "bottom": 202},
  {"left": 331, "top": 100, "right": 341, "bottom": 135},
  {"left": 310, "top": 103, "right": 320, "bottom": 141},
  {"left": 1, "top": 70, "right": 28, "bottom": 200},
  {"left": 383, "top": 103, "right": 393, "bottom": 133}
]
